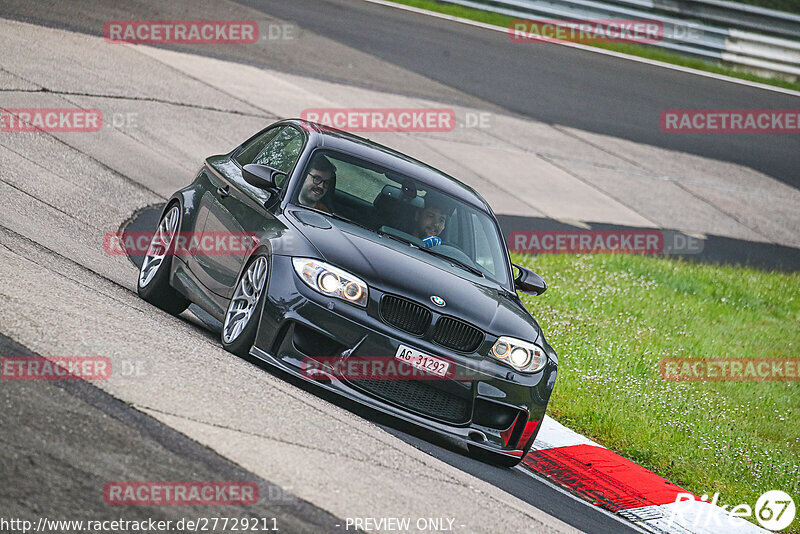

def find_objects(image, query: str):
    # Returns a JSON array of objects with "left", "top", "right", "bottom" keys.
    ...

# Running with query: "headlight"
[
  {"left": 490, "top": 336, "right": 547, "bottom": 373},
  {"left": 292, "top": 258, "right": 369, "bottom": 307}
]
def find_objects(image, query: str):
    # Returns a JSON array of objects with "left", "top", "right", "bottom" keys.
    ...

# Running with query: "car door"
[{"left": 194, "top": 125, "right": 305, "bottom": 298}]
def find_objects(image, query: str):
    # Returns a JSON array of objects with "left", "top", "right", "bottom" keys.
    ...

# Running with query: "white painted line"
[
  {"left": 361, "top": 0, "right": 800, "bottom": 97},
  {"left": 532, "top": 415, "right": 604, "bottom": 450}
]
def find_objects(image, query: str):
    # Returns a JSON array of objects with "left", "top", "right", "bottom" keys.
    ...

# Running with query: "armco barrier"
[
  {"left": 444, "top": 0, "right": 800, "bottom": 79},
  {"left": 649, "top": 0, "right": 800, "bottom": 40}
]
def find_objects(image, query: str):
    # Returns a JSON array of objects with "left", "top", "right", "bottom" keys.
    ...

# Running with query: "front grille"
[
  {"left": 432, "top": 317, "right": 483, "bottom": 352},
  {"left": 380, "top": 295, "right": 431, "bottom": 335},
  {"left": 354, "top": 379, "right": 469, "bottom": 423}
]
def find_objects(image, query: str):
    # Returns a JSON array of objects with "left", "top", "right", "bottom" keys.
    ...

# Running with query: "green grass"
[
  {"left": 514, "top": 253, "right": 799, "bottom": 531},
  {"left": 390, "top": 0, "right": 800, "bottom": 92}
]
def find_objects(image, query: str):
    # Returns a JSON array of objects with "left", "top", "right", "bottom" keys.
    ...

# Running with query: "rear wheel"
[
  {"left": 137, "top": 204, "right": 190, "bottom": 315},
  {"left": 221, "top": 255, "right": 269, "bottom": 357}
]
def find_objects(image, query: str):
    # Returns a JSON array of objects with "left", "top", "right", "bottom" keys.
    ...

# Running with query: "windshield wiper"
[
  {"left": 324, "top": 213, "right": 417, "bottom": 249},
  {"left": 319, "top": 210, "right": 373, "bottom": 233},
  {"left": 418, "top": 247, "right": 485, "bottom": 278},
  {"left": 316, "top": 212, "right": 421, "bottom": 250},
  {"left": 377, "top": 229, "right": 419, "bottom": 248}
]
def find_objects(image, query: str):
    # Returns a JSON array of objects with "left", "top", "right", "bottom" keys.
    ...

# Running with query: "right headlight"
[
  {"left": 490, "top": 336, "right": 548, "bottom": 373},
  {"left": 292, "top": 258, "right": 369, "bottom": 307}
]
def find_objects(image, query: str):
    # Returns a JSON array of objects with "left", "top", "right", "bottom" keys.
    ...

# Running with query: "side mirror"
[
  {"left": 512, "top": 264, "right": 547, "bottom": 296},
  {"left": 242, "top": 164, "right": 285, "bottom": 191}
]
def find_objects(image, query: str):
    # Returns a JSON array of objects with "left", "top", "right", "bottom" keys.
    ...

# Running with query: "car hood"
[{"left": 286, "top": 210, "right": 541, "bottom": 342}]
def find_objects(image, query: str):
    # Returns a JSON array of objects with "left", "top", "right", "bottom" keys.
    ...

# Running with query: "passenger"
[
  {"left": 412, "top": 193, "right": 454, "bottom": 247},
  {"left": 298, "top": 154, "right": 336, "bottom": 212}
]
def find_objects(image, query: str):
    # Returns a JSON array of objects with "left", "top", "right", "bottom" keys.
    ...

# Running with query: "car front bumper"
[{"left": 251, "top": 256, "right": 557, "bottom": 460}]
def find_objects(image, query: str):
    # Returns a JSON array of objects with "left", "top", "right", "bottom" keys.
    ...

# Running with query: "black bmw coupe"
[{"left": 137, "top": 119, "right": 557, "bottom": 466}]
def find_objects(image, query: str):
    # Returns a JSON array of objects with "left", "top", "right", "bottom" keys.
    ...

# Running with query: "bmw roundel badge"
[{"left": 430, "top": 295, "right": 446, "bottom": 307}]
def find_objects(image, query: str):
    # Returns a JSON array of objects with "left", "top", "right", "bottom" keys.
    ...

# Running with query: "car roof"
[{"left": 284, "top": 119, "right": 491, "bottom": 212}]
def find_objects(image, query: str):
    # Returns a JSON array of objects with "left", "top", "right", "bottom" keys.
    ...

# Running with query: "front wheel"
[
  {"left": 221, "top": 255, "right": 269, "bottom": 357},
  {"left": 137, "top": 204, "right": 190, "bottom": 315}
]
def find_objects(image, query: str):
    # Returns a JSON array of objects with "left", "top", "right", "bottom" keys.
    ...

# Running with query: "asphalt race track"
[
  {"left": 0, "top": 333, "right": 353, "bottom": 534},
  {"left": 0, "top": 0, "right": 797, "bottom": 533},
  {"left": 237, "top": 0, "right": 800, "bottom": 188},
  {"left": 2, "top": 0, "right": 798, "bottom": 187}
]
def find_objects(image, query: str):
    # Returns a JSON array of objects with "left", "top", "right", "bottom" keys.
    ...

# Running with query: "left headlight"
[
  {"left": 490, "top": 336, "right": 548, "bottom": 373},
  {"left": 292, "top": 258, "right": 369, "bottom": 307}
]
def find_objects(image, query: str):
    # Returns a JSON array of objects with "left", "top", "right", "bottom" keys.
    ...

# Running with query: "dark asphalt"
[
  {"left": 0, "top": 333, "right": 354, "bottom": 533},
  {"left": 240, "top": 0, "right": 799, "bottom": 187},
  {"left": 1, "top": 0, "right": 797, "bottom": 188}
]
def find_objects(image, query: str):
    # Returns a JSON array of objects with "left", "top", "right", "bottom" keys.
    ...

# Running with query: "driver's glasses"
[{"left": 309, "top": 173, "right": 331, "bottom": 187}]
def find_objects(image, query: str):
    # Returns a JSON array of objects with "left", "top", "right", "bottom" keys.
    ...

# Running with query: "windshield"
[{"left": 291, "top": 149, "right": 511, "bottom": 286}]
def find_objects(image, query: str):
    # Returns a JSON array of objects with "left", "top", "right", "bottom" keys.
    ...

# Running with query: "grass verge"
[
  {"left": 514, "top": 253, "right": 799, "bottom": 531},
  {"left": 388, "top": 0, "right": 800, "bottom": 93}
]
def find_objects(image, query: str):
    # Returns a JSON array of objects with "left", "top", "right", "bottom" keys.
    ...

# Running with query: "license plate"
[{"left": 394, "top": 344, "right": 450, "bottom": 377}]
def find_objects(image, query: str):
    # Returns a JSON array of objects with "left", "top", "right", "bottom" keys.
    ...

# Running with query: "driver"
[
  {"left": 412, "top": 192, "right": 454, "bottom": 247},
  {"left": 298, "top": 154, "right": 336, "bottom": 212}
]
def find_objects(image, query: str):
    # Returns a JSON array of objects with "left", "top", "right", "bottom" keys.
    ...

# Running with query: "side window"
[
  {"left": 234, "top": 127, "right": 282, "bottom": 166},
  {"left": 252, "top": 127, "right": 304, "bottom": 175},
  {"left": 471, "top": 212, "right": 497, "bottom": 274}
]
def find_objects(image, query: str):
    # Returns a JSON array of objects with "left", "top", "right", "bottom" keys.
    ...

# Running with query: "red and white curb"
[{"left": 526, "top": 416, "right": 769, "bottom": 533}]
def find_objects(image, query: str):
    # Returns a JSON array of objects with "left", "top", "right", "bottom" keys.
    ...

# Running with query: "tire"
[
  {"left": 137, "top": 204, "right": 191, "bottom": 315},
  {"left": 221, "top": 255, "right": 269, "bottom": 357}
]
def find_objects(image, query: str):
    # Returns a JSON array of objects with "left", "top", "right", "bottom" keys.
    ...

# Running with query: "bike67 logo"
[{"left": 671, "top": 490, "right": 796, "bottom": 531}]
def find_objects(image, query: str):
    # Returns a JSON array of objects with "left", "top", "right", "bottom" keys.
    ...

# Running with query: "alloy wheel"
[
  {"left": 222, "top": 256, "right": 268, "bottom": 344},
  {"left": 139, "top": 205, "right": 179, "bottom": 288}
]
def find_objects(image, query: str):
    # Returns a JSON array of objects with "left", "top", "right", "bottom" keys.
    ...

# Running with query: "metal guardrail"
[
  {"left": 442, "top": 0, "right": 800, "bottom": 79},
  {"left": 642, "top": 0, "right": 799, "bottom": 40}
]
